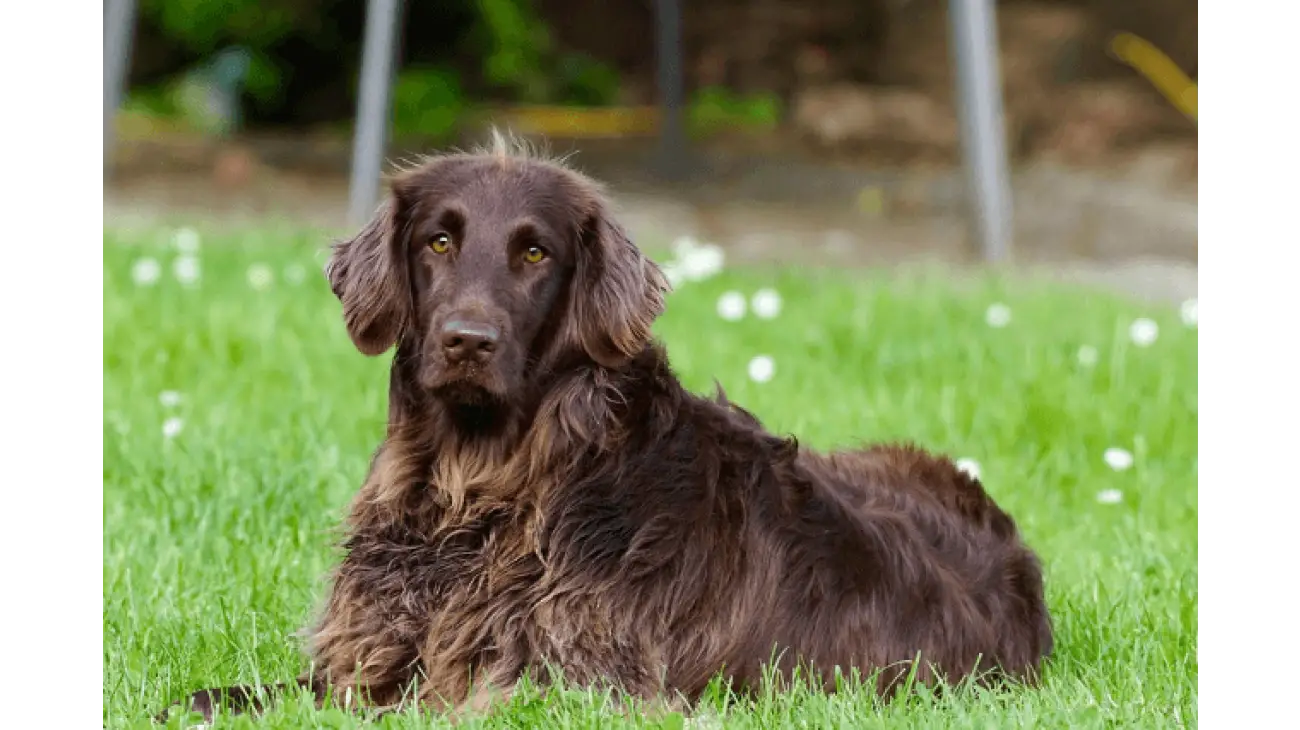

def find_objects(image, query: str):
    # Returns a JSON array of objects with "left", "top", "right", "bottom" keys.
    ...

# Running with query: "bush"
[
  {"left": 687, "top": 87, "right": 784, "bottom": 137},
  {"left": 391, "top": 67, "right": 467, "bottom": 142}
]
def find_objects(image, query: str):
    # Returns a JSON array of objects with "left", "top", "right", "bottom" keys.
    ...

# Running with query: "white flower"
[
  {"left": 1129, "top": 318, "right": 1159, "bottom": 347},
  {"left": 247, "top": 263, "right": 274, "bottom": 290},
  {"left": 685, "top": 713, "right": 724, "bottom": 730},
  {"left": 172, "top": 227, "right": 201, "bottom": 254},
  {"left": 672, "top": 235, "right": 701, "bottom": 259},
  {"left": 660, "top": 263, "right": 684, "bottom": 289},
  {"left": 1096, "top": 488, "right": 1123, "bottom": 505},
  {"left": 1076, "top": 345, "right": 1099, "bottom": 367},
  {"left": 716, "top": 291, "right": 747, "bottom": 321},
  {"left": 1103, "top": 447, "right": 1134, "bottom": 471},
  {"left": 284, "top": 263, "right": 307, "bottom": 285},
  {"left": 747, "top": 355, "right": 775, "bottom": 383},
  {"left": 984, "top": 303, "right": 1011, "bottom": 328},
  {"left": 679, "top": 243, "right": 725, "bottom": 282},
  {"left": 172, "top": 255, "right": 201, "bottom": 286},
  {"left": 954, "top": 458, "right": 981, "bottom": 480},
  {"left": 1180, "top": 298, "right": 1198, "bottom": 328},
  {"left": 162, "top": 417, "right": 184, "bottom": 440},
  {"left": 158, "top": 390, "right": 183, "bottom": 408},
  {"left": 131, "top": 257, "right": 161, "bottom": 286},
  {"left": 751, "top": 288, "right": 783, "bottom": 319}
]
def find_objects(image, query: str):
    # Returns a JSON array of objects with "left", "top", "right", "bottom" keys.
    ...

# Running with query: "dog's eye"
[
  {"left": 523, "top": 246, "right": 547, "bottom": 264},
  {"left": 430, "top": 233, "right": 452, "bottom": 254}
]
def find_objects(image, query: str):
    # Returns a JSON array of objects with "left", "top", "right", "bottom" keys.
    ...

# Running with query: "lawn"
[{"left": 103, "top": 225, "right": 1197, "bottom": 729}]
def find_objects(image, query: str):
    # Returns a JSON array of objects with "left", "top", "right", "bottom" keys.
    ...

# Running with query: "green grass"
[{"left": 104, "top": 226, "right": 1197, "bottom": 729}]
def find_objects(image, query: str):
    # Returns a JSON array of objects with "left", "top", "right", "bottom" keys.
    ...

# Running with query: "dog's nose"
[{"left": 440, "top": 320, "right": 500, "bottom": 363}]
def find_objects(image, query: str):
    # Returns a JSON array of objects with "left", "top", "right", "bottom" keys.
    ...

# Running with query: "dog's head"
[{"left": 325, "top": 139, "right": 668, "bottom": 416}]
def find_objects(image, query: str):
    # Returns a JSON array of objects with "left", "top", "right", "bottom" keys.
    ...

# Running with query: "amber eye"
[
  {"left": 523, "top": 246, "right": 547, "bottom": 264},
  {"left": 430, "top": 233, "right": 452, "bottom": 254}
]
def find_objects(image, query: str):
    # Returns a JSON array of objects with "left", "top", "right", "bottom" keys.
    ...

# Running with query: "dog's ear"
[
  {"left": 325, "top": 194, "right": 411, "bottom": 356},
  {"left": 564, "top": 202, "right": 670, "bottom": 368}
]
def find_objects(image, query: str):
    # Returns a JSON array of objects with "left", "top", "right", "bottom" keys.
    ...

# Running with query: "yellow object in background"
[
  {"left": 856, "top": 186, "right": 885, "bottom": 217},
  {"left": 496, "top": 106, "right": 661, "bottom": 138},
  {"left": 1109, "top": 32, "right": 1197, "bottom": 122}
]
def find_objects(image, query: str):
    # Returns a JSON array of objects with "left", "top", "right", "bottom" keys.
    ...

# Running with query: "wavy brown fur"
[{"left": 160, "top": 138, "right": 1052, "bottom": 723}]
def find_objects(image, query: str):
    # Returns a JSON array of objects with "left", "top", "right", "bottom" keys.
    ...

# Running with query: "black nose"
[{"left": 440, "top": 320, "right": 500, "bottom": 364}]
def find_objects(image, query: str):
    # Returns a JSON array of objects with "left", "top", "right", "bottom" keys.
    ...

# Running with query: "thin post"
[
  {"left": 348, "top": 0, "right": 404, "bottom": 228},
  {"left": 97, "top": 0, "right": 137, "bottom": 198},
  {"left": 96, "top": 1, "right": 137, "bottom": 722},
  {"left": 653, "top": 0, "right": 687, "bottom": 180},
  {"left": 948, "top": 0, "right": 1014, "bottom": 263}
]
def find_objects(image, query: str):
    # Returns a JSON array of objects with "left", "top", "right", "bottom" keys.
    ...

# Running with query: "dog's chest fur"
[{"left": 312, "top": 451, "right": 668, "bottom": 706}]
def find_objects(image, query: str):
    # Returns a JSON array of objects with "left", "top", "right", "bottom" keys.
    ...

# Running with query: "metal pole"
[
  {"left": 97, "top": 0, "right": 137, "bottom": 722},
  {"left": 948, "top": 0, "right": 1014, "bottom": 263},
  {"left": 348, "top": 0, "right": 404, "bottom": 228},
  {"left": 653, "top": 0, "right": 687, "bottom": 180},
  {"left": 97, "top": 0, "right": 137, "bottom": 198}
]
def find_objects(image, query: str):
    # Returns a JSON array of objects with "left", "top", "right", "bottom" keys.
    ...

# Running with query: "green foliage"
[
  {"left": 138, "top": 1, "right": 300, "bottom": 120},
  {"left": 136, "top": 0, "right": 625, "bottom": 124},
  {"left": 688, "top": 86, "right": 784, "bottom": 137},
  {"left": 141, "top": 0, "right": 303, "bottom": 55},
  {"left": 475, "top": 0, "right": 554, "bottom": 103},
  {"left": 121, "top": 85, "right": 184, "bottom": 120},
  {"left": 242, "top": 50, "right": 285, "bottom": 105},
  {"left": 470, "top": 0, "right": 622, "bottom": 106},
  {"left": 554, "top": 53, "right": 622, "bottom": 107},
  {"left": 391, "top": 67, "right": 467, "bottom": 141}
]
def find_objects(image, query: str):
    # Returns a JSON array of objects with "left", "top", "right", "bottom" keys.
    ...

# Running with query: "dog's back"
[
  {"left": 553, "top": 356, "right": 1054, "bottom": 699},
  {"left": 789, "top": 445, "right": 1054, "bottom": 688}
]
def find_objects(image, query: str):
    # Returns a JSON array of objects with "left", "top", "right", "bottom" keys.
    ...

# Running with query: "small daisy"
[
  {"left": 172, "top": 227, "right": 201, "bottom": 254},
  {"left": 1096, "top": 488, "right": 1123, "bottom": 505},
  {"left": 1103, "top": 447, "right": 1134, "bottom": 471},
  {"left": 984, "top": 303, "right": 1011, "bottom": 328},
  {"left": 284, "top": 263, "right": 307, "bottom": 285},
  {"left": 1129, "top": 318, "right": 1159, "bottom": 347},
  {"left": 247, "top": 263, "right": 274, "bottom": 290},
  {"left": 672, "top": 235, "right": 701, "bottom": 259},
  {"left": 716, "top": 291, "right": 747, "bottom": 321},
  {"left": 686, "top": 713, "right": 724, "bottom": 730},
  {"left": 131, "top": 257, "right": 162, "bottom": 286},
  {"left": 1076, "top": 345, "right": 1099, "bottom": 367},
  {"left": 660, "top": 262, "right": 684, "bottom": 289},
  {"left": 954, "top": 458, "right": 981, "bottom": 480},
  {"left": 747, "top": 355, "right": 775, "bottom": 383},
  {"left": 1180, "top": 298, "right": 1198, "bottom": 328},
  {"left": 172, "top": 255, "right": 201, "bottom": 286},
  {"left": 162, "top": 417, "right": 184, "bottom": 440},
  {"left": 751, "top": 288, "right": 783, "bottom": 319},
  {"left": 158, "top": 390, "right": 183, "bottom": 408},
  {"left": 679, "top": 243, "right": 725, "bottom": 282}
]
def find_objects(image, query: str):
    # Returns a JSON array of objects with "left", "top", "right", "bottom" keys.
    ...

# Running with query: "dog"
[{"left": 160, "top": 135, "right": 1052, "bottom": 723}]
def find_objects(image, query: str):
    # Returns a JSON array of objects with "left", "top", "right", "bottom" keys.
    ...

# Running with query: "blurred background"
[{"left": 103, "top": 0, "right": 1196, "bottom": 302}]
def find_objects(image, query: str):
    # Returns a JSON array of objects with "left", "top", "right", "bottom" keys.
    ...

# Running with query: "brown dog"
[{"left": 161, "top": 136, "right": 1052, "bottom": 723}]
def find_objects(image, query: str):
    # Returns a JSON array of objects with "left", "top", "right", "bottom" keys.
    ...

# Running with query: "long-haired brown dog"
[{"left": 161, "top": 137, "right": 1052, "bottom": 723}]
